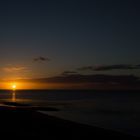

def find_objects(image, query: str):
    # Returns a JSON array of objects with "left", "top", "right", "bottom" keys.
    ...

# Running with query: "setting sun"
[{"left": 12, "top": 84, "right": 16, "bottom": 90}]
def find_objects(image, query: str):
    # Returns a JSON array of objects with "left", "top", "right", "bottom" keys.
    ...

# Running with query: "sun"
[{"left": 12, "top": 84, "right": 16, "bottom": 90}]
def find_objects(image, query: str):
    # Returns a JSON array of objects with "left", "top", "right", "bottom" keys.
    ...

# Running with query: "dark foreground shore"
[{"left": 0, "top": 105, "right": 138, "bottom": 139}]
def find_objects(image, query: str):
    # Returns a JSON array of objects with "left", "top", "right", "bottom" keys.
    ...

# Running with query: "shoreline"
[{"left": 0, "top": 104, "right": 138, "bottom": 139}]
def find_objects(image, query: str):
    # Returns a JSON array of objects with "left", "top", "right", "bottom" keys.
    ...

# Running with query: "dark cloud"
[
  {"left": 22, "top": 74, "right": 140, "bottom": 85},
  {"left": 62, "top": 71, "right": 78, "bottom": 76},
  {"left": 77, "top": 64, "right": 140, "bottom": 71},
  {"left": 34, "top": 57, "right": 50, "bottom": 62},
  {"left": 77, "top": 66, "right": 94, "bottom": 71},
  {"left": 17, "top": 73, "right": 140, "bottom": 89},
  {"left": 94, "top": 65, "right": 140, "bottom": 71}
]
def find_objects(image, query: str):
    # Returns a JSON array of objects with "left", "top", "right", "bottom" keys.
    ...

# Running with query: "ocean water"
[{"left": 0, "top": 90, "right": 140, "bottom": 137}]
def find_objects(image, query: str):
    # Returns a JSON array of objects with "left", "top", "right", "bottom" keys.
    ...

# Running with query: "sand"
[{"left": 0, "top": 103, "right": 138, "bottom": 139}]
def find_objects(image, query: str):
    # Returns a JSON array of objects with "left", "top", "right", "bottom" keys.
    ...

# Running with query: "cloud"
[
  {"left": 77, "top": 66, "right": 94, "bottom": 71},
  {"left": 23, "top": 74, "right": 140, "bottom": 84},
  {"left": 77, "top": 64, "right": 140, "bottom": 71},
  {"left": 94, "top": 65, "right": 140, "bottom": 71},
  {"left": 3, "top": 66, "right": 28, "bottom": 73},
  {"left": 34, "top": 56, "right": 50, "bottom": 62},
  {"left": 62, "top": 71, "right": 78, "bottom": 76},
  {"left": 17, "top": 73, "right": 140, "bottom": 89}
]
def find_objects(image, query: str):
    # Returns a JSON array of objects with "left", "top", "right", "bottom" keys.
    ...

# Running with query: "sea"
[{"left": 0, "top": 90, "right": 140, "bottom": 137}]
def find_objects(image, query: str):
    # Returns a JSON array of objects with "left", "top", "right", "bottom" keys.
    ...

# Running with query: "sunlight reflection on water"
[
  {"left": 0, "top": 90, "right": 34, "bottom": 104},
  {"left": 12, "top": 91, "right": 16, "bottom": 102}
]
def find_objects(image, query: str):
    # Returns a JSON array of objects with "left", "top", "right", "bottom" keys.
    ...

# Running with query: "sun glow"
[{"left": 12, "top": 84, "right": 16, "bottom": 90}]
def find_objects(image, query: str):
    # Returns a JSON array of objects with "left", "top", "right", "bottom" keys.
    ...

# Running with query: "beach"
[
  {"left": 0, "top": 103, "right": 138, "bottom": 139},
  {"left": 0, "top": 90, "right": 140, "bottom": 138}
]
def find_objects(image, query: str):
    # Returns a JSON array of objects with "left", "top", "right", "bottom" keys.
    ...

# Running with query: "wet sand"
[{"left": 0, "top": 104, "right": 138, "bottom": 139}]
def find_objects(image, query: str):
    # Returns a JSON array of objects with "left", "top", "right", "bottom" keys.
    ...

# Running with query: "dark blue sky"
[{"left": 0, "top": 0, "right": 140, "bottom": 80}]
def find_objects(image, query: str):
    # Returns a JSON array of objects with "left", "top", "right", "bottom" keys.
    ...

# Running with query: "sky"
[{"left": 0, "top": 0, "right": 140, "bottom": 89}]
